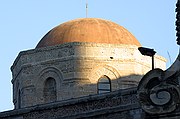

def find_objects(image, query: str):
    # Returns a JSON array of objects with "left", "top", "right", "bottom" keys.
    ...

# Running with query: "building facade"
[
  {"left": 2, "top": 15, "right": 180, "bottom": 118},
  {"left": 11, "top": 18, "right": 166, "bottom": 109}
]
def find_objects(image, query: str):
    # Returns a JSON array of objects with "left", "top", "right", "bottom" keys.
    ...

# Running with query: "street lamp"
[{"left": 138, "top": 47, "right": 156, "bottom": 69}]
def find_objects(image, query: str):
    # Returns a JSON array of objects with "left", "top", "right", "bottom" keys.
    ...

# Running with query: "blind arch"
[{"left": 43, "top": 77, "right": 57, "bottom": 103}]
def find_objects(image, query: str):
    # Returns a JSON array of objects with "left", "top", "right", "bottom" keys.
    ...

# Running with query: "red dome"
[{"left": 36, "top": 18, "right": 141, "bottom": 48}]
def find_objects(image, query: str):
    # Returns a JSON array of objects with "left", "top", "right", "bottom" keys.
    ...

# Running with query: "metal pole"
[
  {"left": 152, "top": 55, "right": 154, "bottom": 69},
  {"left": 86, "top": 0, "right": 88, "bottom": 18}
]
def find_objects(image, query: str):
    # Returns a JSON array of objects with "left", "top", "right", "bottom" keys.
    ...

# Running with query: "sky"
[{"left": 0, "top": 0, "right": 179, "bottom": 112}]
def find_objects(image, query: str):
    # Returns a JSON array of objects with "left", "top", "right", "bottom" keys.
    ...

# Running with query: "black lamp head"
[{"left": 138, "top": 47, "right": 156, "bottom": 56}]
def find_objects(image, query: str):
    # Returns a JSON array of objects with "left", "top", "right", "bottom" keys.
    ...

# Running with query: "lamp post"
[{"left": 138, "top": 47, "right": 156, "bottom": 70}]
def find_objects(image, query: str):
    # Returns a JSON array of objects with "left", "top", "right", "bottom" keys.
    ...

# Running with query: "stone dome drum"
[
  {"left": 10, "top": 18, "right": 166, "bottom": 110},
  {"left": 36, "top": 18, "right": 141, "bottom": 48}
]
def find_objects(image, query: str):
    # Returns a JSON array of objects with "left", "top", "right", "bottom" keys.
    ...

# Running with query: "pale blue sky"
[{"left": 0, "top": 0, "right": 178, "bottom": 111}]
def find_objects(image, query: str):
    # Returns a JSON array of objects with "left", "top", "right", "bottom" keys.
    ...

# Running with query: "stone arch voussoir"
[
  {"left": 35, "top": 67, "right": 63, "bottom": 102},
  {"left": 36, "top": 67, "right": 63, "bottom": 87},
  {"left": 88, "top": 65, "right": 120, "bottom": 84}
]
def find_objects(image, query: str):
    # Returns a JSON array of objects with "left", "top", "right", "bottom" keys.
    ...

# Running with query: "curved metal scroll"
[{"left": 137, "top": 0, "right": 180, "bottom": 114}]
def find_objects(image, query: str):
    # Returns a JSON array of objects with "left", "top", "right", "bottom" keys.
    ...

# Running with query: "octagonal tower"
[{"left": 11, "top": 18, "right": 166, "bottom": 109}]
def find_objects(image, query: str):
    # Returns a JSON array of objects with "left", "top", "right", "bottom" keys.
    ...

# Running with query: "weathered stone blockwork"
[
  {"left": 0, "top": 88, "right": 142, "bottom": 119},
  {"left": 1, "top": 88, "right": 180, "bottom": 119},
  {"left": 11, "top": 42, "right": 166, "bottom": 109}
]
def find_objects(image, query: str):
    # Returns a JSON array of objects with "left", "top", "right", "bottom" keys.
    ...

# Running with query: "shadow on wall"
[
  {"left": 42, "top": 74, "right": 144, "bottom": 104},
  {"left": 38, "top": 73, "right": 144, "bottom": 107},
  {"left": 115, "top": 74, "right": 144, "bottom": 89},
  {"left": 74, "top": 74, "right": 144, "bottom": 97}
]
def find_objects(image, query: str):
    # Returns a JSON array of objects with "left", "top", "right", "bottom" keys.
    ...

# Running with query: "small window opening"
[{"left": 98, "top": 76, "right": 111, "bottom": 94}]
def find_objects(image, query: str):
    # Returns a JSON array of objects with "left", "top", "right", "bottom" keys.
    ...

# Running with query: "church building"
[
  {"left": 1, "top": 1, "right": 180, "bottom": 118},
  {"left": 11, "top": 18, "right": 166, "bottom": 109}
]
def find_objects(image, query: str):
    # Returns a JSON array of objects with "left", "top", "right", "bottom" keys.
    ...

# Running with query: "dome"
[{"left": 36, "top": 18, "right": 141, "bottom": 48}]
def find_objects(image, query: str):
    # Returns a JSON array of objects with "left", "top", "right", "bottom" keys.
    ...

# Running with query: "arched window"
[
  {"left": 43, "top": 77, "right": 57, "bottom": 103},
  {"left": 98, "top": 76, "right": 111, "bottom": 94}
]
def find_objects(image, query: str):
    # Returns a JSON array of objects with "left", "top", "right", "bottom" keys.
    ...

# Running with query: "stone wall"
[
  {"left": 1, "top": 88, "right": 180, "bottom": 119},
  {"left": 0, "top": 88, "right": 142, "bottom": 119},
  {"left": 11, "top": 42, "right": 166, "bottom": 109}
]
